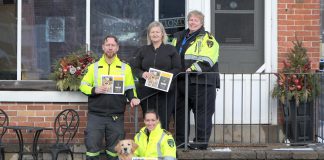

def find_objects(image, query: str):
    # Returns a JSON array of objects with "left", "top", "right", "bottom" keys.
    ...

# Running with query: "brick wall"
[
  {"left": 278, "top": 0, "right": 321, "bottom": 70},
  {"left": 0, "top": 102, "right": 143, "bottom": 144}
]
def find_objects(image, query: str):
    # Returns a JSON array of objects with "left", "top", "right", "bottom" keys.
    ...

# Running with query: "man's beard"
[{"left": 106, "top": 52, "right": 116, "bottom": 59}]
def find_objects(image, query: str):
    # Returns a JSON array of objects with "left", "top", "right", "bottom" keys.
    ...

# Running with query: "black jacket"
[{"left": 132, "top": 43, "right": 181, "bottom": 98}]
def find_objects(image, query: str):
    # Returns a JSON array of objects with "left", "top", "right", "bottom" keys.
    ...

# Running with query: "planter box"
[{"left": 282, "top": 100, "right": 314, "bottom": 143}]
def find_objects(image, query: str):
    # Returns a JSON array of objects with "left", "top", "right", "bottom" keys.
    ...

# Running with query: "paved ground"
[
  {"left": 177, "top": 144, "right": 324, "bottom": 160},
  {"left": 4, "top": 143, "right": 324, "bottom": 159}
]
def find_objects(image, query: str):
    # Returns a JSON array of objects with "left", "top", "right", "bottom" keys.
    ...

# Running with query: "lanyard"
[{"left": 178, "top": 33, "right": 195, "bottom": 55}]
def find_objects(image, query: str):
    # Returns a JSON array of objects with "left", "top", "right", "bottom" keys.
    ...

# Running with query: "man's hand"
[
  {"left": 130, "top": 98, "right": 140, "bottom": 108},
  {"left": 94, "top": 86, "right": 107, "bottom": 94},
  {"left": 186, "top": 68, "right": 192, "bottom": 72}
]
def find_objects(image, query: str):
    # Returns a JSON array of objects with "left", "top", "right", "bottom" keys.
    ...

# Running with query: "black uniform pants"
[
  {"left": 175, "top": 80, "right": 216, "bottom": 148},
  {"left": 85, "top": 113, "right": 124, "bottom": 160},
  {"left": 140, "top": 90, "right": 175, "bottom": 130}
]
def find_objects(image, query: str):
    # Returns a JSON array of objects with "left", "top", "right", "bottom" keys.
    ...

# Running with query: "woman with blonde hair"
[{"left": 132, "top": 21, "right": 181, "bottom": 130}]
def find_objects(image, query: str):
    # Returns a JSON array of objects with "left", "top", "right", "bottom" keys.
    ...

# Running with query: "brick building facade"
[{"left": 0, "top": 0, "right": 322, "bottom": 150}]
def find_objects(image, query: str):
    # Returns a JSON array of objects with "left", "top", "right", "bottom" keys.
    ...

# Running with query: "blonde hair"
[
  {"left": 187, "top": 10, "right": 205, "bottom": 25},
  {"left": 146, "top": 21, "right": 168, "bottom": 45}
]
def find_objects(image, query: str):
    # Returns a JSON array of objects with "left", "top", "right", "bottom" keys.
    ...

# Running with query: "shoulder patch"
[
  {"left": 167, "top": 139, "right": 175, "bottom": 148},
  {"left": 207, "top": 40, "right": 214, "bottom": 48}
]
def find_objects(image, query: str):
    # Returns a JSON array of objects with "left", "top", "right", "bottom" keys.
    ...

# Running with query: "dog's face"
[{"left": 115, "top": 139, "right": 138, "bottom": 160}]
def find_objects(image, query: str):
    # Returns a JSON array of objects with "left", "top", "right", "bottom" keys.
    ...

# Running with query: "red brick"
[
  {"left": 10, "top": 117, "right": 27, "bottom": 122},
  {"left": 36, "top": 110, "right": 55, "bottom": 117},
  {"left": 287, "top": 25, "right": 303, "bottom": 30},
  {"left": 295, "top": 20, "right": 312, "bottom": 25},
  {"left": 16, "top": 122, "right": 34, "bottom": 126},
  {"left": 304, "top": 26, "right": 320, "bottom": 30},
  {"left": 28, "top": 117, "right": 45, "bottom": 122},
  {"left": 45, "top": 105, "right": 62, "bottom": 110},
  {"left": 278, "top": 20, "right": 295, "bottom": 25},
  {"left": 295, "top": 9, "right": 312, "bottom": 14},
  {"left": 27, "top": 105, "right": 44, "bottom": 110},
  {"left": 62, "top": 105, "right": 79, "bottom": 110},
  {"left": 9, "top": 105, "right": 27, "bottom": 110},
  {"left": 304, "top": 4, "right": 320, "bottom": 9},
  {"left": 34, "top": 122, "right": 52, "bottom": 128},
  {"left": 287, "top": 14, "right": 304, "bottom": 20}
]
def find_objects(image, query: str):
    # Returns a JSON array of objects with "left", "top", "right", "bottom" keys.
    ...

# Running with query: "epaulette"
[
  {"left": 163, "top": 129, "right": 172, "bottom": 135},
  {"left": 121, "top": 59, "right": 130, "bottom": 65},
  {"left": 207, "top": 32, "right": 214, "bottom": 40}
]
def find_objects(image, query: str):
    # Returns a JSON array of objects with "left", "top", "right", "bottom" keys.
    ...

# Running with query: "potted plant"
[
  {"left": 272, "top": 39, "right": 320, "bottom": 142},
  {"left": 49, "top": 47, "right": 97, "bottom": 91}
]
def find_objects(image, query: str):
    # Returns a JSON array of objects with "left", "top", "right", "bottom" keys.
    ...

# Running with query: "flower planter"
[{"left": 282, "top": 100, "right": 314, "bottom": 143}]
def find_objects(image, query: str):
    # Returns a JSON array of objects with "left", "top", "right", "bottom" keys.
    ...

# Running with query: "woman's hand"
[{"left": 142, "top": 72, "right": 153, "bottom": 80}]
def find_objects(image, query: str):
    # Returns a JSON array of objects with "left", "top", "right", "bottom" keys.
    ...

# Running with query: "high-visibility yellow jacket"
[
  {"left": 79, "top": 54, "right": 137, "bottom": 116},
  {"left": 134, "top": 123, "right": 176, "bottom": 160},
  {"left": 172, "top": 28, "right": 220, "bottom": 87}
]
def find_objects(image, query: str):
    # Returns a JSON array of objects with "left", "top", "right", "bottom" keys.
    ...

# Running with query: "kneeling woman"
[{"left": 134, "top": 110, "right": 176, "bottom": 160}]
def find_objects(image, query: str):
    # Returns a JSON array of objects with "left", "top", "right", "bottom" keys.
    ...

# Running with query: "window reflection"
[
  {"left": 0, "top": 2, "right": 17, "bottom": 80},
  {"left": 90, "top": 0, "right": 154, "bottom": 61},
  {"left": 159, "top": 0, "right": 185, "bottom": 39},
  {"left": 21, "top": 0, "right": 86, "bottom": 80},
  {"left": 214, "top": 13, "right": 254, "bottom": 45}
]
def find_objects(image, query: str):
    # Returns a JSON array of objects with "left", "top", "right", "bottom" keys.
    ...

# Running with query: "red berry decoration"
[{"left": 294, "top": 79, "right": 299, "bottom": 85}]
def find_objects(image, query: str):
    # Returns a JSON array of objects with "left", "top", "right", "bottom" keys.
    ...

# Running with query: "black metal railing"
[{"left": 133, "top": 72, "right": 324, "bottom": 149}]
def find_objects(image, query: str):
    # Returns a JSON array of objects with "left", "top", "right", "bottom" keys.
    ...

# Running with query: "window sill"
[
  {"left": 0, "top": 91, "right": 87, "bottom": 102},
  {"left": 0, "top": 80, "right": 87, "bottom": 102}
]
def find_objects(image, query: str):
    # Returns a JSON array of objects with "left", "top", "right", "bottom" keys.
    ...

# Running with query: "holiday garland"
[
  {"left": 49, "top": 47, "right": 97, "bottom": 91},
  {"left": 272, "top": 40, "right": 319, "bottom": 106}
]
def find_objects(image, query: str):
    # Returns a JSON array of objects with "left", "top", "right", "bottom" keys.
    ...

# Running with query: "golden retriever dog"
[{"left": 115, "top": 139, "right": 138, "bottom": 160}]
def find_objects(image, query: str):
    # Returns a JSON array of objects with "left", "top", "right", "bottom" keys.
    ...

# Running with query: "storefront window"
[
  {"left": 90, "top": 0, "right": 154, "bottom": 61},
  {"left": 0, "top": 1, "right": 17, "bottom": 80},
  {"left": 21, "top": 0, "right": 86, "bottom": 80},
  {"left": 159, "top": 0, "right": 185, "bottom": 40}
]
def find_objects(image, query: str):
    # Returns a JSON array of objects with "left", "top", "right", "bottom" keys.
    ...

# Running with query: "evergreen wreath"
[{"left": 49, "top": 47, "right": 97, "bottom": 91}]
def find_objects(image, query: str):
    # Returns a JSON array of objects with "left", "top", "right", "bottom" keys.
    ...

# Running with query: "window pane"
[
  {"left": 159, "top": 0, "right": 185, "bottom": 37},
  {"left": 21, "top": 0, "right": 86, "bottom": 80},
  {"left": 0, "top": 2, "right": 17, "bottom": 80},
  {"left": 214, "top": 13, "right": 254, "bottom": 45},
  {"left": 90, "top": 0, "right": 154, "bottom": 61},
  {"left": 215, "top": 0, "right": 254, "bottom": 10}
]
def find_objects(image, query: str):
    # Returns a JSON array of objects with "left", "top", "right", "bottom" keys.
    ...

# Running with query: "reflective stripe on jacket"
[
  {"left": 134, "top": 123, "right": 176, "bottom": 159},
  {"left": 172, "top": 28, "right": 220, "bottom": 87},
  {"left": 79, "top": 54, "right": 137, "bottom": 116},
  {"left": 172, "top": 31, "right": 219, "bottom": 72}
]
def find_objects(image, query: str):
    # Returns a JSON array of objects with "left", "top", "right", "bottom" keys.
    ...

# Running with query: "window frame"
[{"left": 0, "top": 0, "right": 159, "bottom": 102}]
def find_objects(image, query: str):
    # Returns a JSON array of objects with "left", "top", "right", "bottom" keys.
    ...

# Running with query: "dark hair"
[
  {"left": 144, "top": 110, "right": 159, "bottom": 120},
  {"left": 103, "top": 35, "right": 119, "bottom": 45}
]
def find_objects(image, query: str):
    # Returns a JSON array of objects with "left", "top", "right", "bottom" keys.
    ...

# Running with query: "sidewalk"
[
  {"left": 3, "top": 143, "right": 324, "bottom": 159},
  {"left": 177, "top": 144, "right": 324, "bottom": 160}
]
